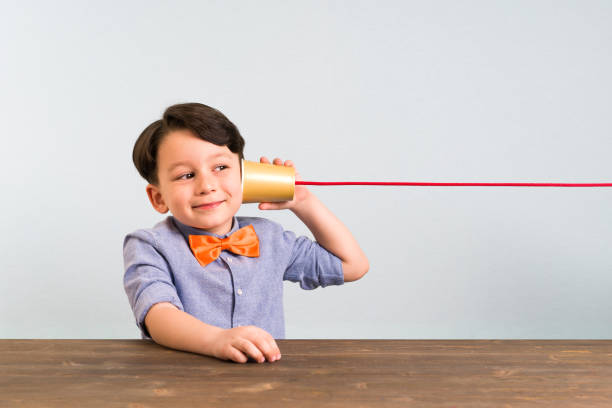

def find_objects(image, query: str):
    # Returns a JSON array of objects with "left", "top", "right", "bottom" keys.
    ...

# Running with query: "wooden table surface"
[{"left": 1, "top": 339, "right": 612, "bottom": 407}]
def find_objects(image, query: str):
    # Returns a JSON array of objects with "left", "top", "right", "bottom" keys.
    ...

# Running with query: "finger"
[
  {"left": 228, "top": 347, "right": 249, "bottom": 363},
  {"left": 254, "top": 337, "right": 280, "bottom": 362},
  {"left": 268, "top": 338, "right": 281, "bottom": 361},
  {"left": 273, "top": 157, "right": 283, "bottom": 165},
  {"left": 259, "top": 202, "right": 288, "bottom": 211},
  {"left": 260, "top": 332, "right": 281, "bottom": 361},
  {"left": 260, "top": 156, "right": 270, "bottom": 164},
  {"left": 235, "top": 339, "right": 265, "bottom": 363},
  {"left": 250, "top": 340, "right": 274, "bottom": 362},
  {"left": 249, "top": 334, "right": 280, "bottom": 362},
  {"left": 284, "top": 160, "right": 294, "bottom": 168}
]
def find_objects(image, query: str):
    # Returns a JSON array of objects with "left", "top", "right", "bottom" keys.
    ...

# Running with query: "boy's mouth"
[{"left": 193, "top": 200, "right": 224, "bottom": 210}]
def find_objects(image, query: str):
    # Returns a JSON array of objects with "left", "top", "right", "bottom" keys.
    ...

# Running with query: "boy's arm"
[
  {"left": 144, "top": 302, "right": 281, "bottom": 363},
  {"left": 258, "top": 158, "right": 369, "bottom": 282}
]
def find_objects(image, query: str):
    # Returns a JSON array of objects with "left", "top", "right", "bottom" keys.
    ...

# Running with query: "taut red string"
[{"left": 296, "top": 181, "right": 612, "bottom": 187}]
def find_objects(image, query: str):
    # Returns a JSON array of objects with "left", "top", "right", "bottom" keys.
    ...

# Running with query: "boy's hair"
[{"left": 133, "top": 102, "right": 245, "bottom": 185}]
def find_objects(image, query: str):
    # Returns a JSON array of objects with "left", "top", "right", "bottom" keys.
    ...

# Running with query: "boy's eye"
[
  {"left": 177, "top": 172, "right": 194, "bottom": 180},
  {"left": 214, "top": 165, "right": 228, "bottom": 172}
]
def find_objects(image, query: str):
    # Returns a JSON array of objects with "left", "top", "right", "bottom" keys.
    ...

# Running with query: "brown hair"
[{"left": 132, "top": 102, "right": 245, "bottom": 185}]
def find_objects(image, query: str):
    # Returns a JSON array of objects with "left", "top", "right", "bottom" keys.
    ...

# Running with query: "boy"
[{"left": 124, "top": 103, "right": 368, "bottom": 363}]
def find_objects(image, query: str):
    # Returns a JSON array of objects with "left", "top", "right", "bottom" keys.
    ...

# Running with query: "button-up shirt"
[{"left": 123, "top": 216, "right": 343, "bottom": 339}]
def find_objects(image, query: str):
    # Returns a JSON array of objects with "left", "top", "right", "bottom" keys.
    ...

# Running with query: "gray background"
[{"left": 1, "top": 1, "right": 611, "bottom": 339}]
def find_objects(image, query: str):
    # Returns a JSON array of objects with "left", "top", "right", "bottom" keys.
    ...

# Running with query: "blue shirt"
[{"left": 123, "top": 216, "right": 344, "bottom": 339}]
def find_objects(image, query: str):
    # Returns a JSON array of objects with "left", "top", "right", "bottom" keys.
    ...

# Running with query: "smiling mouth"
[{"left": 194, "top": 201, "right": 224, "bottom": 210}]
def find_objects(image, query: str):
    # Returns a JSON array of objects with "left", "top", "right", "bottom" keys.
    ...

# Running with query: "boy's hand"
[
  {"left": 258, "top": 157, "right": 311, "bottom": 211},
  {"left": 209, "top": 325, "right": 281, "bottom": 364}
]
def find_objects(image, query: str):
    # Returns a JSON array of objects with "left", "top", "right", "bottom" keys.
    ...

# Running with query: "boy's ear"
[{"left": 146, "top": 184, "right": 169, "bottom": 214}]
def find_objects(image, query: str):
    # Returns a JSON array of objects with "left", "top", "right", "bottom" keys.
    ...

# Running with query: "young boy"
[{"left": 123, "top": 103, "right": 368, "bottom": 364}]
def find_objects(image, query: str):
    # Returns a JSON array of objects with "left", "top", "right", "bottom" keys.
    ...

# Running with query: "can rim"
[{"left": 241, "top": 158, "right": 244, "bottom": 193}]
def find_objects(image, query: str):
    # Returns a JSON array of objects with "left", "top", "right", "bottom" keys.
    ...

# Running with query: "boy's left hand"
[{"left": 258, "top": 157, "right": 311, "bottom": 211}]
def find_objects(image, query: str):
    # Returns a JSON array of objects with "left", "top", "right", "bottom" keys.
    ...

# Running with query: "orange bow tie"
[{"left": 188, "top": 224, "right": 260, "bottom": 267}]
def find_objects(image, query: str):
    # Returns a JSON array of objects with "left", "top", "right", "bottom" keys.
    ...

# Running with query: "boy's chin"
[{"left": 184, "top": 216, "right": 235, "bottom": 235}]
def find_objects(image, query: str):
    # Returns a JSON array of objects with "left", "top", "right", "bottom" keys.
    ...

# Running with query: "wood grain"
[{"left": 1, "top": 339, "right": 611, "bottom": 407}]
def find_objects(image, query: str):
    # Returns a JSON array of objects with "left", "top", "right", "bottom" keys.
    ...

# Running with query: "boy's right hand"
[{"left": 209, "top": 326, "right": 281, "bottom": 363}]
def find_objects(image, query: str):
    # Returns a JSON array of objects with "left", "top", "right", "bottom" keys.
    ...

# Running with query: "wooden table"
[{"left": 1, "top": 339, "right": 612, "bottom": 407}]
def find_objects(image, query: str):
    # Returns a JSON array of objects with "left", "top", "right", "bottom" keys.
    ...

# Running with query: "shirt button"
[
  {"left": 227, "top": 257, "right": 232, "bottom": 264},
  {"left": 237, "top": 288, "right": 243, "bottom": 296}
]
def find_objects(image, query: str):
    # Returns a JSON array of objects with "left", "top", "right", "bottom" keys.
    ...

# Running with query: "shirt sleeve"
[
  {"left": 281, "top": 229, "right": 344, "bottom": 290},
  {"left": 123, "top": 229, "right": 184, "bottom": 338}
]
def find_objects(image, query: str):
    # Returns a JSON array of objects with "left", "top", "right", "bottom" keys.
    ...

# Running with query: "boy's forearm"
[
  {"left": 144, "top": 302, "right": 222, "bottom": 356},
  {"left": 291, "top": 192, "right": 369, "bottom": 282}
]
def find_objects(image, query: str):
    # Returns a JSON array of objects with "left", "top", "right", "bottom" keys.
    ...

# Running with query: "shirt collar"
[{"left": 171, "top": 216, "right": 240, "bottom": 241}]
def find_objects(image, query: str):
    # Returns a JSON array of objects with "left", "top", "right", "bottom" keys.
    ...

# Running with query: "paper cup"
[{"left": 241, "top": 160, "right": 295, "bottom": 203}]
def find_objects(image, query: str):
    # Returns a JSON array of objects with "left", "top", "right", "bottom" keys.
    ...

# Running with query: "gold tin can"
[{"left": 241, "top": 160, "right": 295, "bottom": 203}]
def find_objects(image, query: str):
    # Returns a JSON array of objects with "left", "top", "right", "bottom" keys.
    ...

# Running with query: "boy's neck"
[{"left": 171, "top": 216, "right": 237, "bottom": 238}]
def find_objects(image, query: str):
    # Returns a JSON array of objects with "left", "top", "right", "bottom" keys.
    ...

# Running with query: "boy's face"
[{"left": 146, "top": 129, "right": 243, "bottom": 235}]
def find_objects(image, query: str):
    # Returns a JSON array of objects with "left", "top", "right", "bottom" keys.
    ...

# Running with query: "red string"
[{"left": 296, "top": 181, "right": 612, "bottom": 187}]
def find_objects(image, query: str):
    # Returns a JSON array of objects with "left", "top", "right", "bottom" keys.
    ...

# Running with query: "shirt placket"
[{"left": 223, "top": 254, "right": 243, "bottom": 327}]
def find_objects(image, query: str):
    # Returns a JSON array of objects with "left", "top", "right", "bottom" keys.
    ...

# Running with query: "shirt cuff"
[{"left": 133, "top": 281, "right": 184, "bottom": 338}]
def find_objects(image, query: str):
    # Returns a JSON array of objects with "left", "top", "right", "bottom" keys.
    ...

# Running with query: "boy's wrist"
[
  {"left": 198, "top": 325, "right": 225, "bottom": 356},
  {"left": 290, "top": 189, "right": 317, "bottom": 217}
]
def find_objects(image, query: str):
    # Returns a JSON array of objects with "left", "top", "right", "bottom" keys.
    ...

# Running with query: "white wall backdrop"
[{"left": 1, "top": 0, "right": 611, "bottom": 339}]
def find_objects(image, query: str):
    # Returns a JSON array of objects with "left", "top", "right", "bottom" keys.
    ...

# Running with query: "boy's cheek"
[
  {"left": 227, "top": 175, "right": 243, "bottom": 201},
  {"left": 235, "top": 188, "right": 244, "bottom": 203}
]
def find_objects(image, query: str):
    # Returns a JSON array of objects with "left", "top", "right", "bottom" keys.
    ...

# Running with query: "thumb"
[{"left": 259, "top": 202, "right": 284, "bottom": 211}]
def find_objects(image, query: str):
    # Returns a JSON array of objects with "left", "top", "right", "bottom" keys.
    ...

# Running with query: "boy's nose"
[{"left": 197, "top": 176, "right": 216, "bottom": 194}]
